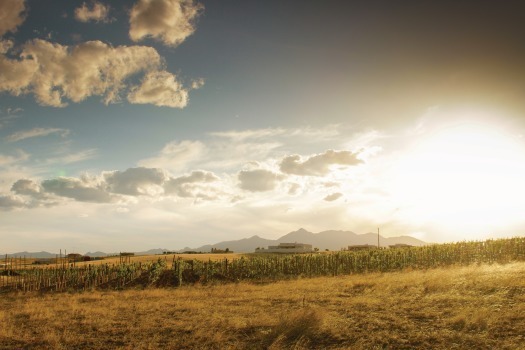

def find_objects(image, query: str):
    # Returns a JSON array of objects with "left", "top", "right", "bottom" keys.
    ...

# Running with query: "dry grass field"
[{"left": 1, "top": 262, "right": 524, "bottom": 349}]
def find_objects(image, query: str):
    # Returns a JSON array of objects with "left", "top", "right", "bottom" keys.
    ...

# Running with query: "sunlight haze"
[{"left": 1, "top": 0, "right": 525, "bottom": 253}]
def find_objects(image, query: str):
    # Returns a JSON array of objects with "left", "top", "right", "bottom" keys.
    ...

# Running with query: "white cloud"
[
  {"left": 324, "top": 192, "right": 343, "bottom": 202},
  {"left": 0, "top": 39, "right": 184, "bottom": 107},
  {"left": 191, "top": 78, "right": 205, "bottom": 89},
  {"left": 210, "top": 128, "right": 286, "bottom": 142},
  {"left": 0, "top": 150, "right": 29, "bottom": 166},
  {"left": 6, "top": 127, "right": 70, "bottom": 142},
  {"left": 138, "top": 140, "right": 205, "bottom": 171},
  {"left": 127, "top": 70, "right": 191, "bottom": 108},
  {"left": 45, "top": 149, "right": 97, "bottom": 165},
  {"left": 0, "top": 39, "right": 14, "bottom": 54},
  {"left": 74, "top": 2, "right": 111, "bottom": 23},
  {"left": 129, "top": 0, "right": 203, "bottom": 47},
  {"left": 0, "top": 107, "right": 21, "bottom": 129},
  {"left": 138, "top": 126, "right": 347, "bottom": 177},
  {"left": 238, "top": 169, "right": 282, "bottom": 192},
  {"left": 287, "top": 124, "right": 341, "bottom": 140},
  {"left": 0, "top": 0, "right": 26, "bottom": 36},
  {"left": 280, "top": 150, "right": 362, "bottom": 176},
  {"left": 209, "top": 125, "right": 341, "bottom": 143}
]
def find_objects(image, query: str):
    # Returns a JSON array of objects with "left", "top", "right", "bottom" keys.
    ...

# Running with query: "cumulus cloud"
[
  {"left": 41, "top": 177, "right": 114, "bottom": 203},
  {"left": 280, "top": 150, "right": 362, "bottom": 176},
  {"left": 2, "top": 165, "right": 230, "bottom": 210},
  {"left": 11, "top": 179, "right": 44, "bottom": 197},
  {"left": 74, "top": 2, "right": 111, "bottom": 23},
  {"left": 129, "top": 0, "right": 203, "bottom": 47},
  {"left": 238, "top": 169, "right": 282, "bottom": 192},
  {"left": 9, "top": 179, "right": 59, "bottom": 208},
  {"left": 104, "top": 167, "right": 167, "bottom": 196},
  {"left": 0, "top": 194, "right": 27, "bottom": 210},
  {"left": 191, "top": 78, "right": 205, "bottom": 89},
  {"left": 5, "top": 167, "right": 217, "bottom": 207},
  {"left": 0, "top": 40, "right": 14, "bottom": 54},
  {"left": 0, "top": 0, "right": 26, "bottom": 36},
  {"left": 164, "top": 170, "right": 219, "bottom": 198},
  {"left": 324, "top": 192, "right": 343, "bottom": 202},
  {"left": 127, "top": 70, "right": 190, "bottom": 108},
  {"left": 6, "top": 127, "right": 70, "bottom": 142},
  {"left": 0, "top": 39, "right": 165, "bottom": 107},
  {"left": 138, "top": 140, "right": 205, "bottom": 171}
]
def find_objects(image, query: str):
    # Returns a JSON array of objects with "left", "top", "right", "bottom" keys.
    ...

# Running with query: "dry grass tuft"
[{"left": 262, "top": 308, "right": 324, "bottom": 349}]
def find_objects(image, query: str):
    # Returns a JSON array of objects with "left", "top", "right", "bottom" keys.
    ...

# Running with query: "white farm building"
[{"left": 256, "top": 242, "right": 313, "bottom": 253}]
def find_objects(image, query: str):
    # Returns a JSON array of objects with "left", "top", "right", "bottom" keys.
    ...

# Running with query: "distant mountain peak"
[{"left": 5, "top": 229, "right": 425, "bottom": 256}]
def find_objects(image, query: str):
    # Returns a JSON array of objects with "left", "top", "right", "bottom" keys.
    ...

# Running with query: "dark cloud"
[
  {"left": 164, "top": 170, "right": 218, "bottom": 197},
  {"left": 238, "top": 169, "right": 281, "bottom": 192},
  {"left": 324, "top": 192, "right": 343, "bottom": 202},
  {"left": 280, "top": 150, "right": 362, "bottom": 176},
  {"left": 104, "top": 167, "right": 167, "bottom": 196},
  {"left": 41, "top": 177, "right": 114, "bottom": 203},
  {"left": 4, "top": 166, "right": 225, "bottom": 209},
  {"left": 0, "top": 194, "right": 26, "bottom": 210},
  {"left": 11, "top": 179, "right": 45, "bottom": 198},
  {"left": 287, "top": 183, "right": 301, "bottom": 195}
]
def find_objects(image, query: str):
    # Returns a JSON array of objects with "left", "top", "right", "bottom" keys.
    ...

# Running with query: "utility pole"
[{"left": 377, "top": 227, "right": 380, "bottom": 249}]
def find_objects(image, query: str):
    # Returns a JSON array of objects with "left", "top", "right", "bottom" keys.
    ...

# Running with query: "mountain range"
[
  {"left": 179, "top": 228, "right": 425, "bottom": 253},
  {"left": 1, "top": 228, "right": 425, "bottom": 257}
]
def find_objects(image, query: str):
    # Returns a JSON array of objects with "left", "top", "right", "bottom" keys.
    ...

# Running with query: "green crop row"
[{"left": 1, "top": 237, "right": 524, "bottom": 293}]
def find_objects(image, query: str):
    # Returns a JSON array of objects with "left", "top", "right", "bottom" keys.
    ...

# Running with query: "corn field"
[{"left": 2, "top": 237, "right": 525, "bottom": 293}]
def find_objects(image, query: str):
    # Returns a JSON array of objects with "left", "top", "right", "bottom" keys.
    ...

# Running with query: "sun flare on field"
[{"left": 390, "top": 110, "right": 525, "bottom": 238}]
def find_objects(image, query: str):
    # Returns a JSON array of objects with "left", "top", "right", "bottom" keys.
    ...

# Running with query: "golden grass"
[{"left": 1, "top": 262, "right": 524, "bottom": 349}]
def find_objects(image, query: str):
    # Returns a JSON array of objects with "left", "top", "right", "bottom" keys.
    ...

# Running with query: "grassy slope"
[{"left": 1, "top": 262, "right": 524, "bottom": 349}]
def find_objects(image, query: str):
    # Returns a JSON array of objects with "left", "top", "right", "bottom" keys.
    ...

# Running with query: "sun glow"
[{"left": 390, "top": 112, "right": 525, "bottom": 237}]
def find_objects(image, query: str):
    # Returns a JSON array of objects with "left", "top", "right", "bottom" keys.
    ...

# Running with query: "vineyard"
[{"left": 2, "top": 237, "right": 525, "bottom": 293}]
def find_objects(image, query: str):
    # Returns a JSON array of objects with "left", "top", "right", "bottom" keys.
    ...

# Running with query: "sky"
[{"left": 1, "top": 0, "right": 525, "bottom": 254}]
